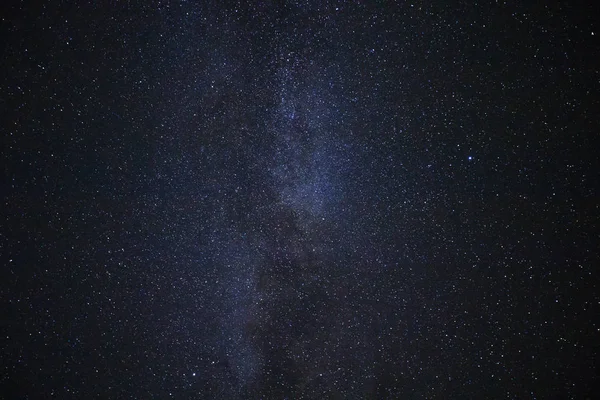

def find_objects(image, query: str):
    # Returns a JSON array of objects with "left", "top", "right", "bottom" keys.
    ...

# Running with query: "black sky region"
[{"left": 2, "top": 1, "right": 599, "bottom": 399}]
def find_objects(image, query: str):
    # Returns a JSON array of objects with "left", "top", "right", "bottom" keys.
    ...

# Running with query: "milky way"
[{"left": 2, "top": 1, "right": 599, "bottom": 398}]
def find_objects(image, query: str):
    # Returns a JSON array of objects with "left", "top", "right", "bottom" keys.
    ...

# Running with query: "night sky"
[{"left": 2, "top": 1, "right": 599, "bottom": 399}]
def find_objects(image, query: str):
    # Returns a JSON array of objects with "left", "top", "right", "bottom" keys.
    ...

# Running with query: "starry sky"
[{"left": 2, "top": 1, "right": 599, "bottom": 399}]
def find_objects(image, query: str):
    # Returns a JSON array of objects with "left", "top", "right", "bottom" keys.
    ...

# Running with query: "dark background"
[{"left": 2, "top": 1, "right": 599, "bottom": 398}]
